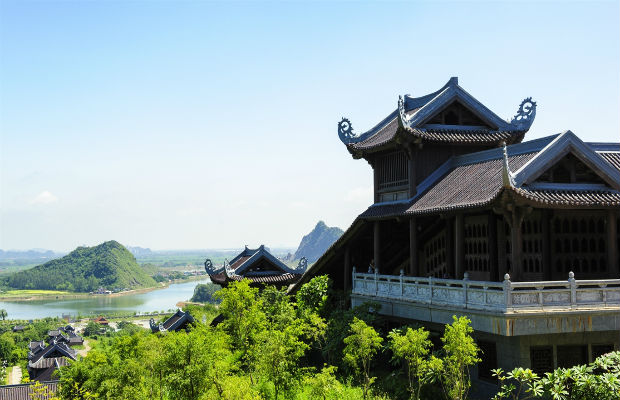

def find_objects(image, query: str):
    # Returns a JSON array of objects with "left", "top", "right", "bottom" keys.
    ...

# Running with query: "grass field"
[{"left": 0, "top": 289, "right": 73, "bottom": 297}]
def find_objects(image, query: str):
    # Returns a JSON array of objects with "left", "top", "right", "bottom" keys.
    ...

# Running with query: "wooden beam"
[
  {"left": 409, "top": 218, "right": 418, "bottom": 276},
  {"left": 608, "top": 210, "right": 618, "bottom": 278},
  {"left": 373, "top": 166, "right": 379, "bottom": 203},
  {"left": 344, "top": 246, "right": 351, "bottom": 291},
  {"left": 510, "top": 208, "right": 526, "bottom": 281},
  {"left": 374, "top": 221, "right": 381, "bottom": 273},
  {"left": 455, "top": 214, "right": 464, "bottom": 279},
  {"left": 542, "top": 210, "right": 552, "bottom": 280},
  {"left": 446, "top": 218, "right": 454, "bottom": 278},
  {"left": 488, "top": 213, "right": 498, "bottom": 281}
]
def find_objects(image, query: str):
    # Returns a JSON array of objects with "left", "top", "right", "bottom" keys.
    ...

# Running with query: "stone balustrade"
[{"left": 352, "top": 268, "right": 620, "bottom": 312}]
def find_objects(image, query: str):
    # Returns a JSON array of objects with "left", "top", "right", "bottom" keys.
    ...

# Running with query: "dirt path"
[
  {"left": 78, "top": 339, "right": 91, "bottom": 357},
  {"left": 8, "top": 365, "right": 22, "bottom": 384}
]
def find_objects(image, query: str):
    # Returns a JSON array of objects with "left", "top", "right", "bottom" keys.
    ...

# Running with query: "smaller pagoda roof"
[
  {"left": 207, "top": 245, "right": 302, "bottom": 287},
  {"left": 338, "top": 77, "right": 536, "bottom": 156},
  {"left": 150, "top": 309, "right": 194, "bottom": 333}
]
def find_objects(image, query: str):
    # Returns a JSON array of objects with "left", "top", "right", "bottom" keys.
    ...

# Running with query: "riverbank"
[{"left": 0, "top": 275, "right": 209, "bottom": 302}]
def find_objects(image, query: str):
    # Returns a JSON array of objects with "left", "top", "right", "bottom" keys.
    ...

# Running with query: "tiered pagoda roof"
[
  {"left": 338, "top": 77, "right": 537, "bottom": 157},
  {"left": 359, "top": 131, "right": 620, "bottom": 219},
  {"left": 206, "top": 245, "right": 303, "bottom": 288}
]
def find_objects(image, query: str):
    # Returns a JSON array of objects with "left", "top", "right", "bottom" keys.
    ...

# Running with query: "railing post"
[
  {"left": 352, "top": 267, "right": 356, "bottom": 292},
  {"left": 503, "top": 273, "right": 512, "bottom": 311},
  {"left": 463, "top": 272, "right": 469, "bottom": 308},
  {"left": 374, "top": 269, "right": 378, "bottom": 296},
  {"left": 569, "top": 271, "right": 576, "bottom": 308},
  {"left": 400, "top": 269, "right": 404, "bottom": 298},
  {"left": 429, "top": 276, "right": 433, "bottom": 305}
]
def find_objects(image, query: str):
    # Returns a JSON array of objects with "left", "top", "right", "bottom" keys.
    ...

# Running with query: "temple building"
[
  {"left": 150, "top": 309, "right": 195, "bottom": 333},
  {"left": 27, "top": 340, "right": 76, "bottom": 381},
  {"left": 206, "top": 245, "right": 304, "bottom": 288},
  {"left": 293, "top": 77, "right": 620, "bottom": 383}
]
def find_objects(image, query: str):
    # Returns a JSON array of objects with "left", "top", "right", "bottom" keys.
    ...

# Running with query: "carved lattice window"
[
  {"left": 522, "top": 214, "right": 543, "bottom": 280},
  {"left": 530, "top": 346, "right": 553, "bottom": 374},
  {"left": 423, "top": 230, "right": 447, "bottom": 278},
  {"left": 376, "top": 151, "right": 409, "bottom": 191},
  {"left": 551, "top": 211, "right": 607, "bottom": 278},
  {"left": 464, "top": 216, "right": 489, "bottom": 275}
]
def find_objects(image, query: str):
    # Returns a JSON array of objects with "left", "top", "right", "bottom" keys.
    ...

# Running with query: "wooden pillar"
[
  {"left": 373, "top": 167, "right": 379, "bottom": 203},
  {"left": 455, "top": 214, "right": 465, "bottom": 279},
  {"left": 488, "top": 213, "right": 498, "bottom": 281},
  {"left": 510, "top": 209, "right": 524, "bottom": 281},
  {"left": 409, "top": 218, "right": 418, "bottom": 276},
  {"left": 446, "top": 218, "right": 454, "bottom": 278},
  {"left": 374, "top": 221, "right": 381, "bottom": 272},
  {"left": 344, "top": 246, "right": 351, "bottom": 291},
  {"left": 608, "top": 210, "right": 618, "bottom": 278},
  {"left": 408, "top": 153, "right": 417, "bottom": 198},
  {"left": 497, "top": 217, "right": 507, "bottom": 280},
  {"left": 542, "top": 210, "right": 552, "bottom": 281}
]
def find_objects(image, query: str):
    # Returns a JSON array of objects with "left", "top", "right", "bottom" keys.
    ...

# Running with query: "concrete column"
[
  {"left": 344, "top": 246, "right": 351, "bottom": 291},
  {"left": 409, "top": 218, "right": 418, "bottom": 276},
  {"left": 374, "top": 221, "right": 381, "bottom": 272},
  {"left": 455, "top": 214, "right": 465, "bottom": 279},
  {"left": 608, "top": 210, "right": 618, "bottom": 278}
]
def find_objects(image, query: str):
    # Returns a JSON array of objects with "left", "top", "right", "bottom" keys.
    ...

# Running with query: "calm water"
[{"left": 1, "top": 278, "right": 211, "bottom": 320}]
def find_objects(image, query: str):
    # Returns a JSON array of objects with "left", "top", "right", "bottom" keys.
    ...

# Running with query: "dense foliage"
[
  {"left": 51, "top": 277, "right": 620, "bottom": 400},
  {"left": 0, "top": 318, "right": 62, "bottom": 367},
  {"left": 190, "top": 283, "right": 220, "bottom": 303},
  {"left": 4, "top": 241, "right": 157, "bottom": 292}
]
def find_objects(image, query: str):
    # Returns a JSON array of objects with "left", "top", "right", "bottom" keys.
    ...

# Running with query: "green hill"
[{"left": 5, "top": 240, "right": 157, "bottom": 292}]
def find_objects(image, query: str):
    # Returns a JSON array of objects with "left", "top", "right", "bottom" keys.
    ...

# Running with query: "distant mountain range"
[
  {"left": 293, "top": 221, "right": 343, "bottom": 264},
  {"left": 127, "top": 246, "right": 154, "bottom": 257},
  {"left": 5, "top": 241, "right": 157, "bottom": 292},
  {"left": 0, "top": 249, "right": 62, "bottom": 260}
]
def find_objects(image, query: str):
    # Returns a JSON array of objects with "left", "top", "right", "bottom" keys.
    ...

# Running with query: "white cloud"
[
  {"left": 30, "top": 191, "right": 58, "bottom": 205},
  {"left": 344, "top": 186, "right": 373, "bottom": 202}
]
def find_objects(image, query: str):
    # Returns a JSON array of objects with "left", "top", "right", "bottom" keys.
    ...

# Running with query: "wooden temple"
[
  {"left": 292, "top": 77, "right": 620, "bottom": 383},
  {"left": 206, "top": 245, "right": 303, "bottom": 288}
]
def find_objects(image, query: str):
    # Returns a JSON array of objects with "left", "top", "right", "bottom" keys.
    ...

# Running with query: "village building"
[
  {"left": 150, "top": 309, "right": 195, "bottom": 333},
  {"left": 47, "top": 325, "right": 84, "bottom": 346},
  {"left": 206, "top": 245, "right": 304, "bottom": 288},
  {"left": 0, "top": 382, "right": 59, "bottom": 400},
  {"left": 293, "top": 77, "right": 620, "bottom": 383},
  {"left": 93, "top": 316, "right": 109, "bottom": 325},
  {"left": 27, "top": 340, "right": 76, "bottom": 381}
]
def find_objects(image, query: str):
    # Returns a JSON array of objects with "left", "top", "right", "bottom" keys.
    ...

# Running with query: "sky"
[{"left": 0, "top": 0, "right": 619, "bottom": 252}]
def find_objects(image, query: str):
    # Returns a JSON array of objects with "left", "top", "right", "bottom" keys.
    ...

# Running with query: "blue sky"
[{"left": 1, "top": 0, "right": 618, "bottom": 251}]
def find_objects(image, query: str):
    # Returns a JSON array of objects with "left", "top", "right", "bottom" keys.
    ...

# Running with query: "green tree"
[
  {"left": 493, "top": 351, "right": 620, "bottom": 400},
  {"left": 295, "top": 275, "right": 330, "bottom": 316},
  {"left": 214, "top": 280, "right": 266, "bottom": 364},
  {"left": 156, "top": 325, "right": 233, "bottom": 400},
  {"left": 302, "top": 365, "right": 344, "bottom": 400},
  {"left": 438, "top": 316, "right": 480, "bottom": 400},
  {"left": 388, "top": 326, "right": 439, "bottom": 400},
  {"left": 343, "top": 317, "right": 383, "bottom": 399},
  {"left": 190, "top": 283, "right": 219, "bottom": 303},
  {"left": 0, "top": 309, "right": 7, "bottom": 321}
]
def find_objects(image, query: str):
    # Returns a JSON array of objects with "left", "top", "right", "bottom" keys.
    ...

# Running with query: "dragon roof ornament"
[
  {"left": 501, "top": 141, "right": 516, "bottom": 188},
  {"left": 509, "top": 97, "right": 537, "bottom": 130}
]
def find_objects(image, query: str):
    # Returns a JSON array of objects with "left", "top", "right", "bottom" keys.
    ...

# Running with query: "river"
[{"left": 0, "top": 278, "right": 211, "bottom": 320}]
